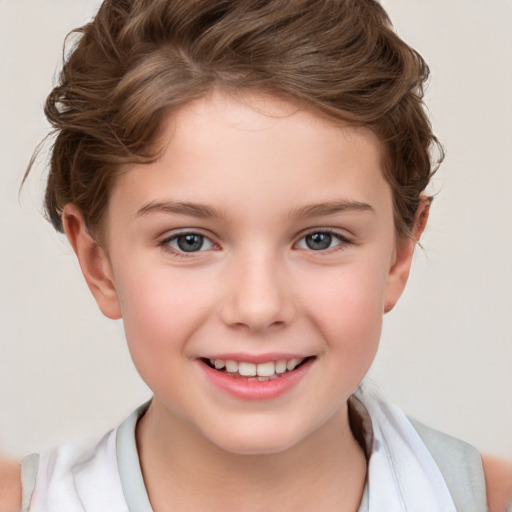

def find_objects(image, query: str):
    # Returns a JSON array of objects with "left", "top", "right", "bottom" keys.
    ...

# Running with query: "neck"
[{"left": 136, "top": 399, "right": 367, "bottom": 512}]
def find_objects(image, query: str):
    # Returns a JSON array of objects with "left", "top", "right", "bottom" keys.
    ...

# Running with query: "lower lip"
[{"left": 198, "top": 359, "right": 314, "bottom": 401}]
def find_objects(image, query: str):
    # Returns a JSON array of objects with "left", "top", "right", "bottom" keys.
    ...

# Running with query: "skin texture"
[
  {"left": 483, "top": 455, "right": 512, "bottom": 512},
  {"left": 0, "top": 459, "right": 21, "bottom": 512},
  {"left": 63, "top": 91, "right": 420, "bottom": 511}
]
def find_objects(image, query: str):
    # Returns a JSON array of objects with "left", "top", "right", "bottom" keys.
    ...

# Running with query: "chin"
[{"left": 202, "top": 421, "right": 307, "bottom": 456}]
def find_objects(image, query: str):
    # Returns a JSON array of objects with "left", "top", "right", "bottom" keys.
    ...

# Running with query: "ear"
[
  {"left": 62, "top": 204, "right": 122, "bottom": 320},
  {"left": 384, "top": 196, "right": 431, "bottom": 313}
]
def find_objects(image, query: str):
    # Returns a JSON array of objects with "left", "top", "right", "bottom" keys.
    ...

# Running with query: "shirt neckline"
[{"left": 115, "top": 397, "right": 371, "bottom": 512}]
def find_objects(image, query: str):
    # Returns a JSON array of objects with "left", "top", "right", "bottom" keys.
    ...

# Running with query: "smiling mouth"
[{"left": 200, "top": 357, "right": 314, "bottom": 381}]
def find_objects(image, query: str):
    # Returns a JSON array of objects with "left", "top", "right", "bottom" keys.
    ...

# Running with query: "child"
[{"left": 1, "top": 0, "right": 511, "bottom": 510}]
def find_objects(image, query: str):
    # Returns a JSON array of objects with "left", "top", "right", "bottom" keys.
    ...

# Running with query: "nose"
[{"left": 218, "top": 252, "right": 295, "bottom": 333}]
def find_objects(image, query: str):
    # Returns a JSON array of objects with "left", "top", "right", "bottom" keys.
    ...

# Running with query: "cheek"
[
  {"left": 114, "top": 265, "right": 217, "bottom": 363},
  {"left": 298, "top": 259, "right": 389, "bottom": 351}
]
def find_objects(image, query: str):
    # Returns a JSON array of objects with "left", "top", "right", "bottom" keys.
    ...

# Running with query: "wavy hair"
[{"left": 29, "top": 0, "right": 443, "bottom": 239}]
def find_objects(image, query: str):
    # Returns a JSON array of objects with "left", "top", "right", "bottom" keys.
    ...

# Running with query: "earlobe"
[
  {"left": 384, "top": 197, "right": 431, "bottom": 313},
  {"left": 62, "top": 205, "right": 122, "bottom": 320}
]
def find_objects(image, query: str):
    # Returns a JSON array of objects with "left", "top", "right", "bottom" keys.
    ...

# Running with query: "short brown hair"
[{"left": 32, "top": 0, "right": 443, "bottom": 239}]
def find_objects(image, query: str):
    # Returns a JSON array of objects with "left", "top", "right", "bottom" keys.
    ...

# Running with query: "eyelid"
[{"left": 158, "top": 226, "right": 216, "bottom": 241}]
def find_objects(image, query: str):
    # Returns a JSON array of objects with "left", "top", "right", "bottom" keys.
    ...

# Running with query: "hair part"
[{"left": 28, "top": 0, "right": 444, "bottom": 240}]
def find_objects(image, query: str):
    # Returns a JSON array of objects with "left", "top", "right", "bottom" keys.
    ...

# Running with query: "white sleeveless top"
[{"left": 21, "top": 385, "right": 489, "bottom": 512}]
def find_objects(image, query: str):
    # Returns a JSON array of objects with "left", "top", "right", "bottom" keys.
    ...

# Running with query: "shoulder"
[
  {"left": 482, "top": 454, "right": 512, "bottom": 512},
  {"left": 0, "top": 457, "right": 22, "bottom": 512}
]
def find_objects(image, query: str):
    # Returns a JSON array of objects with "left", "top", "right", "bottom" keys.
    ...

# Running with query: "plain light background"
[{"left": 0, "top": 0, "right": 511, "bottom": 459}]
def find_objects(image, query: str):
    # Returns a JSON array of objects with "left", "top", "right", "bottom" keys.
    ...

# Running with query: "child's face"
[{"left": 75, "top": 91, "right": 415, "bottom": 454}]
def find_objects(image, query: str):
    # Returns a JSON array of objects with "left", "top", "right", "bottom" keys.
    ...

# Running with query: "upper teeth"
[{"left": 211, "top": 358, "right": 304, "bottom": 377}]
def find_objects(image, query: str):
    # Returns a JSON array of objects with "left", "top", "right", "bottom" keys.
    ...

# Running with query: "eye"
[
  {"left": 162, "top": 232, "right": 215, "bottom": 253},
  {"left": 295, "top": 230, "right": 347, "bottom": 251}
]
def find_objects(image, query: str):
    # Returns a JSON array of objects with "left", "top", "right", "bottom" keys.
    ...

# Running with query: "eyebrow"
[
  {"left": 136, "top": 201, "right": 224, "bottom": 219},
  {"left": 290, "top": 200, "right": 375, "bottom": 219}
]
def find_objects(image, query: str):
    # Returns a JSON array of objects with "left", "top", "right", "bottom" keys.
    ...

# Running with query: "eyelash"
[
  {"left": 295, "top": 229, "right": 352, "bottom": 253},
  {"left": 158, "top": 231, "right": 217, "bottom": 260},
  {"left": 158, "top": 229, "right": 352, "bottom": 259}
]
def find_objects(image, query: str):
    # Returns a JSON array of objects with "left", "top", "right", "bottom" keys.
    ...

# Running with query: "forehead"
[
  {"left": 162, "top": 91, "right": 382, "bottom": 168},
  {"left": 109, "top": 91, "right": 391, "bottom": 226}
]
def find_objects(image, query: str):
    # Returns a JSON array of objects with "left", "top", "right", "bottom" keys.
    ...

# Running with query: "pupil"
[
  {"left": 177, "top": 234, "right": 204, "bottom": 252},
  {"left": 306, "top": 232, "right": 332, "bottom": 250}
]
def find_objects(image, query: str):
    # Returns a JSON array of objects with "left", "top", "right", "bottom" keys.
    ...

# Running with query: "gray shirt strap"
[
  {"left": 20, "top": 453, "right": 40, "bottom": 512},
  {"left": 410, "top": 418, "right": 487, "bottom": 512}
]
